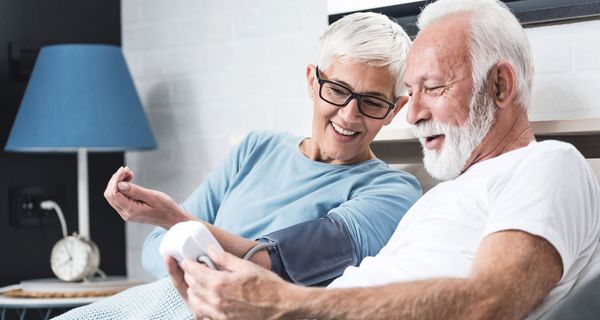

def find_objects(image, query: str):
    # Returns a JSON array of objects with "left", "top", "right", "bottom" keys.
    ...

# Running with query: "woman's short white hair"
[
  {"left": 316, "top": 12, "right": 411, "bottom": 97},
  {"left": 417, "top": 0, "right": 534, "bottom": 109}
]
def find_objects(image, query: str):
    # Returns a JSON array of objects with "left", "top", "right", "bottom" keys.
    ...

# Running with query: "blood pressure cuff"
[{"left": 257, "top": 214, "right": 357, "bottom": 287}]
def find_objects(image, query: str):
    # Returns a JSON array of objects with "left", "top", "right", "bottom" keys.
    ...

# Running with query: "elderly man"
[{"left": 168, "top": 0, "right": 600, "bottom": 319}]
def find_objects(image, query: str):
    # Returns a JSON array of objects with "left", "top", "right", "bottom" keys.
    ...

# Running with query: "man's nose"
[{"left": 406, "top": 93, "right": 432, "bottom": 125}]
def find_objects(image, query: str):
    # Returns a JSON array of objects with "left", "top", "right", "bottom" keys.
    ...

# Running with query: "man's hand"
[
  {"left": 167, "top": 246, "right": 296, "bottom": 320},
  {"left": 103, "top": 166, "right": 190, "bottom": 229},
  {"left": 165, "top": 256, "right": 193, "bottom": 313}
]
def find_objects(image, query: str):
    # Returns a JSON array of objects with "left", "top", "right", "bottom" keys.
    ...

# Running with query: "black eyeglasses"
[{"left": 315, "top": 66, "right": 397, "bottom": 120}]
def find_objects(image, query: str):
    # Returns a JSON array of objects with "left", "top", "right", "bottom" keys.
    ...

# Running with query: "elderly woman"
[
  {"left": 105, "top": 11, "right": 419, "bottom": 287},
  {"left": 56, "top": 11, "right": 419, "bottom": 319}
]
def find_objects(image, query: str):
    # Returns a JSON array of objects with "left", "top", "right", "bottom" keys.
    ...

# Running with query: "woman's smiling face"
[{"left": 303, "top": 59, "right": 405, "bottom": 164}]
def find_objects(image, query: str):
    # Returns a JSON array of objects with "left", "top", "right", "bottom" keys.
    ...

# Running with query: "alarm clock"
[{"left": 50, "top": 233, "right": 100, "bottom": 282}]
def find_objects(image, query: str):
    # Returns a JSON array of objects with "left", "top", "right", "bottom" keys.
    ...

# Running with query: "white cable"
[
  {"left": 83, "top": 268, "right": 107, "bottom": 282},
  {"left": 242, "top": 242, "right": 276, "bottom": 261},
  {"left": 95, "top": 268, "right": 107, "bottom": 279},
  {"left": 40, "top": 200, "right": 68, "bottom": 238}
]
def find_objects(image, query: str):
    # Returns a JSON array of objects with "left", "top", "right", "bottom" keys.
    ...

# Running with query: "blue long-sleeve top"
[{"left": 142, "top": 130, "right": 421, "bottom": 284}]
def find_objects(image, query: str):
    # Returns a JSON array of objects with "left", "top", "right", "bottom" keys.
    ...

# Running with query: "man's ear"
[
  {"left": 489, "top": 61, "right": 517, "bottom": 109},
  {"left": 383, "top": 95, "right": 409, "bottom": 125},
  {"left": 306, "top": 64, "right": 316, "bottom": 100}
]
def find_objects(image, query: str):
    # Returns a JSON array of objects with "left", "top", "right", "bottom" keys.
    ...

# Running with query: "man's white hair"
[
  {"left": 417, "top": 0, "right": 534, "bottom": 109},
  {"left": 316, "top": 12, "right": 411, "bottom": 97}
]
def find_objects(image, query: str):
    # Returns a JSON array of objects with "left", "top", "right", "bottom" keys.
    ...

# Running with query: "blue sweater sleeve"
[
  {"left": 141, "top": 132, "right": 259, "bottom": 279},
  {"left": 331, "top": 170, "right": 422, "bottom": 262},
  {"left": 258, "top": 169, "right": 421, "bottom": 285}
]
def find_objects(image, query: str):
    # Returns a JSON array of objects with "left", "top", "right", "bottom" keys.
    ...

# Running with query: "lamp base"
[{"left": 77, "top": 148, "right": 90, "bottom": 239}]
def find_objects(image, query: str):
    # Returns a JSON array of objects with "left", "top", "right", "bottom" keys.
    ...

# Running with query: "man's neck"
[{"left": 463, "top": 108, "right": 535, "bottom": 171}]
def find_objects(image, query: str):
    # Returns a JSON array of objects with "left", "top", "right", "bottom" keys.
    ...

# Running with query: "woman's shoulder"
[
  {"left": 345, "top": 160, "right": 422, "bottom": 192},
  {"left": 243, "top": 130, "right": 303, "bottom": 149}
]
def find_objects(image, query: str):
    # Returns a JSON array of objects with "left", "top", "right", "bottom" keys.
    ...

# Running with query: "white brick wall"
[
  {"left": 122, "top": 0, "right": 327, "bottom": 280},
  {"left": 528, "top": 20, "right": 600, "bottom": 121}
]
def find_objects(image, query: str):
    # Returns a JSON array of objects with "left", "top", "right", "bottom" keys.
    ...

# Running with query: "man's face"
[{"left": 404, "top": 15, "right": 496, "bottom": 180}]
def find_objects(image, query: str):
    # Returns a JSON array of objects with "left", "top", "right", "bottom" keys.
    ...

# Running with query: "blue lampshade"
[{"left": 5, "top": 44, "right": 157, "bottom": 152}]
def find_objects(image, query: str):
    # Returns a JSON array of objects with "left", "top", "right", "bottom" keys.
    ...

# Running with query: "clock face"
[{"left": 50, "top": 235, "right": 100, "bottom": 281}]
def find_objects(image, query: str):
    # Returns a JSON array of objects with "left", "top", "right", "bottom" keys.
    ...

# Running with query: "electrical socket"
[{"left": 9, "top": 186, "right": 61, "bottom": 227}]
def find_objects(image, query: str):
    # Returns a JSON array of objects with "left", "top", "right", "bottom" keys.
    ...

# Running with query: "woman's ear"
[
  {"left": 306, "top": 64, "right": 316, "bottom": 100},
  {"left": 489, "top": 61, "right": 517, "bottom": 109},
  {"left": 383, "top": 95, "right": 409, "bottom": 125}
]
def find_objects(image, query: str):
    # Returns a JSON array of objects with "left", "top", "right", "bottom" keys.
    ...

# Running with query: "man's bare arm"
[
  {"left": 183, "top": 230, "right": 561, "bottom": 320},
  {"left": 289, "top": 230, "right": 562, "bottom": 319}
]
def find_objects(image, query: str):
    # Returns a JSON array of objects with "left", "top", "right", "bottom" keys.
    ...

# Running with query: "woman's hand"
[
  {"left": 167, "top": 247, "right": 296, "bottom": 320},
  {"left": 103, "top": 166, "right": 191, "bottom": 229}
]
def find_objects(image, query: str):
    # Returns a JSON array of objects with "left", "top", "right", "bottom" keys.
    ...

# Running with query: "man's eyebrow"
[{"left": 404, "top": 75, "right": 445, "bottom": 89}]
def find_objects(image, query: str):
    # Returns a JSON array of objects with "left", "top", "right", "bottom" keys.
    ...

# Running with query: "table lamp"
[{"left": 4, "top": 44, "right": 157, "bottom": 240}]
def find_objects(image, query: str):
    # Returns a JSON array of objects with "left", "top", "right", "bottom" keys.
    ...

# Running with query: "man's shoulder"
[
  {"left": 494, "top": 139, "right": 593, "bottom": 187},
  {"left": 492, "top": 139, "right": 584, "bottom": 168},
  {"left": 462, "top": 139, "right": 589, "bottom": 186},
  {"left": 523, "top": 140, "right": 585, "bottom": 165},
  {"left": 532, "top": 139, "right": 579, "bottom": 153}
]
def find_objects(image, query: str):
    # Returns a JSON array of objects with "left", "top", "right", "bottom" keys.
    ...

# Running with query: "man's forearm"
[
  {"left": 283, "top": 278, "right": 512, "bottom": 320},
  {"left": 276, "top": 231, "right": 561, "bottom": 320}
]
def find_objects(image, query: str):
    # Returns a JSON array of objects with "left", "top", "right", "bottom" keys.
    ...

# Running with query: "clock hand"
[
  {"left": 64, "top": 242, "right": 74, "bottom": 260},
  {"left": 59, "top": 258, "right": 72, "bottom": 267}
]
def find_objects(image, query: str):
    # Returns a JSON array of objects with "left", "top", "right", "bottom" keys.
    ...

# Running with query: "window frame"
[{"left": 328, "top": 0, "right": 600, "bottom": 36}]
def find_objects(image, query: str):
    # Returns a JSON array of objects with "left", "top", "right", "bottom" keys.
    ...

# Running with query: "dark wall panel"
[{"left": 0, "top": 0, "right": 125, "bottom": 287}]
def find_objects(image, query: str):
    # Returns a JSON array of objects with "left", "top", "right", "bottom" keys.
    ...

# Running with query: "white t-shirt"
[{"left": 329, "top": 140, "right": 600, "bottom": 319}]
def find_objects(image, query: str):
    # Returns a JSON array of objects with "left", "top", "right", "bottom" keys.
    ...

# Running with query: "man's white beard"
[{"left": 411, "top": 84, "right": 496, "bottom": 181}]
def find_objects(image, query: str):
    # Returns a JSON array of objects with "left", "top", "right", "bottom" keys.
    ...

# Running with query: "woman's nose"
[{"left": 338, "top": 98, "right": 362, "bottom": 120}]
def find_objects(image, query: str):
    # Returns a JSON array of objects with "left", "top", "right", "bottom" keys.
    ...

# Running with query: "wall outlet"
[{"left": 9, "top": 186, "right": 59, "bottom": 227}]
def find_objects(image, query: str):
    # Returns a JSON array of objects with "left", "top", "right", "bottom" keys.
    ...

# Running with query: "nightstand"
[
  {"left": 0, "top": 277, "right": 145, "bottom": 319},
  {"left": 0, "top": 294, "right": 101, "bottom": 320}
]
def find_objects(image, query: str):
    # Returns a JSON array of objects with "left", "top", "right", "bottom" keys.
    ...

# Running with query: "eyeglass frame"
[{"left": 315, "top": 66, "right": 398, "bottom": 120}]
